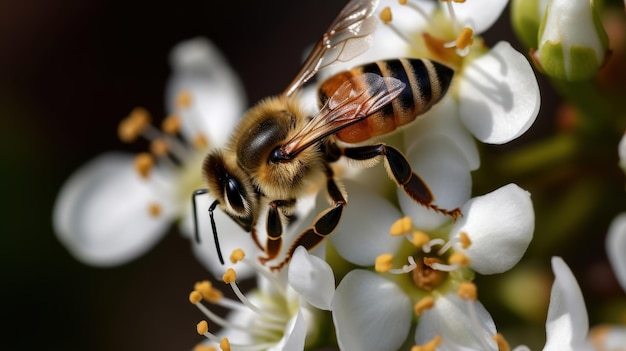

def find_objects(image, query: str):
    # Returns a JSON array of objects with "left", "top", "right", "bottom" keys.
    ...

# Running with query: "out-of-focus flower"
[
  {"left": 190, "top": 247, "right": 334, "bottom": 350},
  {"left": 606, "top": 212, "right": 626, "bottom": 293},
  {"left": 532, "top": 0, "right": 609, "bottom": 81},
  {"left": 53, "top": 37, "right": 253, "bottom": 275}
]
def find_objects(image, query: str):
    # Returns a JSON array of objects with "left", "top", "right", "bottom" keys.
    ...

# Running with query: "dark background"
[
  {"left": 2, "top": 0, "right": 622, "bottom": 350},
  {"left": 0, "top": 1, "right": 347, "bottom": 349}
]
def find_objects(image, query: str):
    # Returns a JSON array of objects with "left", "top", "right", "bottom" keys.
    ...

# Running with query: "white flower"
[
  {"left": 413, "top": 257, "right": 593, "bottom": 351},
  {"left": 52, "top": 37, "right": 250, "bottom": 275},
  {"left": 190, "top": 247, "right": 335, "bottom": 350},
  {"left": 606, "top": 212, "right": 626, "bottom": 293},
  {"left": 328, "top": 182, "right": 534, "bottom": 350}
]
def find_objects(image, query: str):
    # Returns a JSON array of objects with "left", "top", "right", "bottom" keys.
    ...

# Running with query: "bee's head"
[{"left": 202, "top": 150, "right": 257, "bottom": 231}]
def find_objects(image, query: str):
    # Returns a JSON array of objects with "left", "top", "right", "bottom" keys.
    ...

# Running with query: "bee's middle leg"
[{"left": 269, "top": 165, "right": 346, "bottom": 271}]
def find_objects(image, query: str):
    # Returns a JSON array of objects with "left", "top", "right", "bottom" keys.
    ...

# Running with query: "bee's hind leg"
[
  {"left": 269, "top": 164, "right": 346, "bottom": 271},
  {"left": 343, "top": 143, "right": 462, "bottom": 219}
]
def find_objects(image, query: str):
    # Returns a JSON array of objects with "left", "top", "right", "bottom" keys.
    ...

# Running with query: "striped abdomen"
[{"left": 318, "top": 58, "right": 454, "bottom": 144}]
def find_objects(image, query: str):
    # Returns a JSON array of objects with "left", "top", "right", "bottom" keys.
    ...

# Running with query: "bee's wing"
[
  {"left": 283, "top": 0, "right": 379, "bottom": 97},
  {"left": 278, "top": 73, "right": 405, "bottom": 157}
]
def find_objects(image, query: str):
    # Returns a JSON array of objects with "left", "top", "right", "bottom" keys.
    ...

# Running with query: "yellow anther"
[
  {"left": 193, "top": 344, "right": 217, "bottom": 351},
  {"left": 459, "top": 232, "right": 471, "bottom": 249},
  {"left": 375, "top": 253, "right": 394, "bottom": 272},
  {"left": 118, "top": 107, "right": 152, "bottom": 143},
  {"left": 411, "top": 230, "right": 430, "bottom": 247},
  {"left": 176, "top": 90, "right": 193, "bottom": 109},
  {"left": 148, "top": 202, "right": 161, "bottom": 217},
  {"left": 192, "top": 133, "right": 209, "bottom": 150},
  {"left": 150, "top": 138, "right": 169, "bottom": 157},
  {"left": 161, "top": 115, "right": 181, "bottom": 135},
  {"left": 493, "top": 333, "right": 511, "bottom": 351},
  {"left": 423, "top": 257, "right": 439, "bottom": 268},
  {"left": 196, "top": 320, "right": 209, "bottom": 335},
  {"left": 398, "top": 0, "right": 407, "bottom": 5},
  {"left": 456, "top": 27, "right": 474, "bottom": 50},
  {"left": 390, "top": 216, "right": 413, "bottom": 236},
  {"left": 222, "top": 268, "right": 237, "bottom": 284},
  {"left": 220, "top": 338, "right": 231, "bottom": 351},
  {"left": 205, "top": 288, "right": 223, "bottom": 304},
  {"left": 448, "top": 252, "right": 471, "bottom": 266},
  {"left": 379, "top": 7, "right": 392, "bottom": 24},
  {"left": 189, "top": 290, "right": 203, "bottom": 304},
  {"left": 414, "top": 296, "right": 435, "bottom": 315},
  {"left": 134, "top": 152, "right": 154, "bottom": 179},
  {"left": 411, "top": 335, "right": 442, "bottom": 351},
  {"left": 457, "top": 281, "right": 478, "bottom": 301},
  {"left": 194, "top": 280, "right": 213, "bottom": 296},
  {"left": 230, "top": 249, "right": 245, "bottom": 263}
]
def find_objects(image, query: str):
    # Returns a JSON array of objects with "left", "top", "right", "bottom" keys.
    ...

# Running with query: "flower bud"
[
  {"left": 511, "top": 0, "right": 544, "bottom": 49},
  {"left": 533, "top": 0, "right": 609, "bottom": 81}
]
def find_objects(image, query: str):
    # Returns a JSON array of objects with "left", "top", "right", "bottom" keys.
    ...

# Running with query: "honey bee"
[{"left": 194, "top": 0, "right": 461, "bottom": 271}]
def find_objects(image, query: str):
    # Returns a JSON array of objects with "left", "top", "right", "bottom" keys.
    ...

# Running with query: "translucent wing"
[
  {"left": 283, "top": 0, "right": 379, "bottom": 97},
  {"left": 276, "top": 73, "right": 405, "bottom": 158}
]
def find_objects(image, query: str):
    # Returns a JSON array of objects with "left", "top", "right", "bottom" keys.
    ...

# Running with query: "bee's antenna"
[
  {"left": 208, "top": 199, "right": 224, "bottom": 265},
  {"left": 192, "top": 190, "right": 225, "bottom": 265},
  {"left": 192, "top": 189, "right": 208, "bottom": 244}
]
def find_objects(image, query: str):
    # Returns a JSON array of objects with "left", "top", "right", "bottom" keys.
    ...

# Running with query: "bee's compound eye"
[{"left": 224, "top": 177, "right": 246, "bottom": 213}]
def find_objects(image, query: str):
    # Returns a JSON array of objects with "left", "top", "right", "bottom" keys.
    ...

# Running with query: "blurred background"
[{"left": 1, "top": 0, "right": 625, "bottom": 350}]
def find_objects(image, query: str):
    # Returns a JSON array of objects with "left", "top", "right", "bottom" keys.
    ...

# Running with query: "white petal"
[
  {"left": 403, "top": 97, "right": 480, "bottom": 171},
  {"left": 288, "top": 247, "right": 335, "bottom": 310},
  {"left": 270, "top": 309, "right": 307, "bottom": 351},
  {"left": 327, "top": 180, "right": 404, "bottom": 266},
  {"left": 447, "top": 0, "right": 509, "bottom": 34},
  {"left": 619, "top": 132, "right": 626, "bottom": 173},
  {"left": 543, "top": 257, "right": 590, "bottom": 351},
  {"left": 332, "top": 270, "right": 412, "bottom": 351},
  {"left": 415, "top": 294, "right": 497, "bottom": 350},
  {"left": 53, "top": 153, "right": 177, "bottom": 266},
  {"left": 165, "top": 37, "right": 246, "bottom": 147},
  {"left": 190, "top": 191, "right": 261, "bottom": 279},
  {"left": 606, "top": 213, "right": 626, "bottom": 292},
  {"left": 398, "top": 132, "right": 472, "bottom": 230},
  {"left": 450, "top": 184, "right": 534, "bottom": 275},
  {"left": 458, "top": 41, "right": 540, "bottom": 144}
]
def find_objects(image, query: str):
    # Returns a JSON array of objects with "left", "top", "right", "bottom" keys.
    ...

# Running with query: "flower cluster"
[{"left": 52, "top": 0, "right": 626, "bottom": 350}]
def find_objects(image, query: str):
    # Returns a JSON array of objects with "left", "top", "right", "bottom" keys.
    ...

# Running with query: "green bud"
[
  {"left": 511, "top": 0, "right": 545, "bottom": 49},
  {"left": 533, "top": 0, "right": 609, "bottom": 81}
]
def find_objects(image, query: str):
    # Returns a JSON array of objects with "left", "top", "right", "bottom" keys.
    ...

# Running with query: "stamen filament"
[
  {"left": 422, "top": 238, "right": 446, "bottom": 253},
  {"left": 429, "top": 261, "right": 460, "bottom": 272},
  {"left": 226, "top": 278, "right": 285, "bottom": 323},
  {"left": 436, "top": 236, "right": 458, "bottom": 256},
  {"left": 401, "top": 0, "right": 433, "bottom": 26},
  {"left": 389, "top": 256, "right": 418, "bottom": 274}
]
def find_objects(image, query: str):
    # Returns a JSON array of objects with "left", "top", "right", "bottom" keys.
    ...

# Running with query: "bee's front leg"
[
  {"left": 269, "top": 164, "right": 346, "bottom": 271},
  {"left": 259, "top": 199, "right": 296, "bottom": 265}
]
